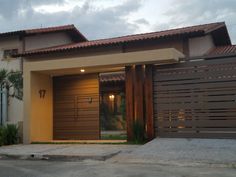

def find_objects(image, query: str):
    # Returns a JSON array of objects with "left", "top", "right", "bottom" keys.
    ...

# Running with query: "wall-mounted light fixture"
[
  {"left": 39, "top": 89, "right": 46, "bottom": 98},
  {"left": 80, "top": 69, "right": 85, "bottom": 73},
  {"left": 109, "top": 94, "right": 115, "bottom": 101},
  {"left": 88, "top": 97, "right": 93, "bottom": 104}
]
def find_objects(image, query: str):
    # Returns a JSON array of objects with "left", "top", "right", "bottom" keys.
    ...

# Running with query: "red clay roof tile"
[
  {"left": 0, "top": 24, "right": 87, "bottom": 41},
  {"left": 205, "top": 45, "right": 236, "bottom": 58},
  {"left": 100, "top": 72, "right": 125, "bottom": 82},
  {"left": 25, "top": 24, "right": 75, "bottom": 34},
  {"left": 15, "top": 22, "right": 230, "bottom": 57}
]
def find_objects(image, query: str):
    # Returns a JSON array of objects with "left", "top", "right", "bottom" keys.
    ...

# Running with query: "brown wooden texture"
[
  {"left": 53, "top": 74, "right": 100, "bottom": 140},
  {"left": 154, "top": 57, "right": 236, "bottom": 138},
  {"left": 125, "top": 66, "right": 134, "bottom": 140},
  {"left": 134, "top": 65, "right": 144, "bottom": 125},
  {"left": 145, "top": 65, "right": 154, "bottom": 140}
]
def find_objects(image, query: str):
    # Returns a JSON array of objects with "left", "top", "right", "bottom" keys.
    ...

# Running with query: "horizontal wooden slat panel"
[
  {"left": 54, "top": 122, "right": 99, "bottom": 127},
  {"left": 157, "top": 132, "right": 236, "bottom": 139},
  {"left": 53, "top": 74, "right": 100, "bottom": 140},
  {"left": 156, "top": 102, "right": 236, "bottom": 109},
  {"left": 158, "top": 127, "right": 236, "bottom": 132},
  {"left": 154, "top": 58, "right": 236, "bottom": 138},
  {"left": 155, "top": 120, "right": 236, "bottom": 127}
]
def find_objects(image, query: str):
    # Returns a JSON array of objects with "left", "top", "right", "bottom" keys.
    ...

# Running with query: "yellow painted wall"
[
  {"left": 23, "top": 48, "right": 184, "bottom": 143},
  {"left": 29, "top": 72, "right": 53, "bottom": 142}
]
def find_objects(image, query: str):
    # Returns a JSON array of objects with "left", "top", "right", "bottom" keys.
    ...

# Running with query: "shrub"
[
  {"left": 2, "top": 124, "right": 19, "bottom": 145},
  {"left": 0, "top": 126, "right": 3, "bottom": 146},
  {"left": 132, "top": 120, "right": 145, "bottom": 144}
]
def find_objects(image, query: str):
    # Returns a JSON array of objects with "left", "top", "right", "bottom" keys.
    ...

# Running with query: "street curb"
[
  {"left": 109, "top": 157, "right": 236, "bottom": 168},
  {"left": 0, "top": 151, "right": 121, "bottom": 161}
]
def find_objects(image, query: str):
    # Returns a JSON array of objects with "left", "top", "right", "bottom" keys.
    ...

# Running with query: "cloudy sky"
[{"left": 0, "top": 0, "right": 236, "bottom": 43}]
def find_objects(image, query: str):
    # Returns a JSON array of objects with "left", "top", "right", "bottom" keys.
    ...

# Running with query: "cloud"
[
  {"left": 0, "top": 0, "right": 143, "bottom": 39},
  {"left": 152, "top": 0, "right": 236, "bottom": 43},
  {"left": 0, "top": 0, "right": 235, "bottom": 43},
  {"left": 0, "top": 0, "right": 65, "bottom": 19}
]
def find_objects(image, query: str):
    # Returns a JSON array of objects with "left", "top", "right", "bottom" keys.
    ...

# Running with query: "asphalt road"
[{"left": 0, "top": 160, "right": 235, "bottom": 177}]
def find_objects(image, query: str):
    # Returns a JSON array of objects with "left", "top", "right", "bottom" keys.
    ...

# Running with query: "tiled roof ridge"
[
  {"left": 86, "top": 21, "right": 225, "bottom": 42},
  {"left": 0, "top": 24, "right": 88, "bottom": 41},
  {"left": 14, "top": 22, "right": 228, "bottom": 57},
  {"left": 0, "top": 24, "right": 74, "bottom": 35}
]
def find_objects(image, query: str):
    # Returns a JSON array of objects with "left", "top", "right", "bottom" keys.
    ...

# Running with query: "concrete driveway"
[
  {"left": 0, "top": 138, "right": 236, "bottom": 166},
  {"left": 111, "top": 138, "right": 236, "bottom": 166},
  {"left": 0, "top": 139, "right": 236, "bottom": 176}
]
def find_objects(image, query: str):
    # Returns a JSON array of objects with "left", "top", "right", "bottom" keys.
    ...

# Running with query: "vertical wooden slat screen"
[
  {"left": 145, "top": 64, "right": 154, "bottom": 140},
  {"left": 125, "top": 66, "right": 134, "bottom": 141},
  {"left": 154, "top": 57, "right": 236, "bottom": 138},
  {"left": 134, "top": 65, "right": 144, "bottom": 126},
  {"left": 53, "top": 74, "right": 100, "bottom": 140}
]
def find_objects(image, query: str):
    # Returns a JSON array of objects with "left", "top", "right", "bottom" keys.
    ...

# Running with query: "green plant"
[
  {"left": 119, "top": 92, "right": 126, "bottom": 129},
  {"left": 119, "top": 92, "right": 126, "bottom": 120},
  {"left": 100, "top": 102, "right": 120, "bottom": 130},
  {"left": 101, "top": 134, "right": 127, "bottom": 140},
  {"left": 2, "top": 124, "right": 19, "bottom": 145},
  {"left": 132, "top": 120, "right": 145, "bottom": 144},
  {"left": 0, "top": 126, "right": 3, "bottom": 146},
  {"left": 0, "top": 69, "right": 23, "bottom": 100}
]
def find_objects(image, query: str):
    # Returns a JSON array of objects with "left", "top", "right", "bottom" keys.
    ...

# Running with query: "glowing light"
[
  {"left": 109, "top": 94, "right": 115, "bottom": 100},
  {"left": 80, "top": 69, "right": 85, "bottom": 73}
]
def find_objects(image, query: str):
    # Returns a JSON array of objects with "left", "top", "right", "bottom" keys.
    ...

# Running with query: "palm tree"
[
  {"left": 0, "top": 69, "right": 23, "bottom": 125},
  {"left": 0, "top": 69, "right": 23, "bottom": 100}
]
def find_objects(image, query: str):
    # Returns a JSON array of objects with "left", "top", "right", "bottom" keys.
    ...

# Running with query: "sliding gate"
[{"left": 154, "top": 57, "right": 236, "bottom": 138}]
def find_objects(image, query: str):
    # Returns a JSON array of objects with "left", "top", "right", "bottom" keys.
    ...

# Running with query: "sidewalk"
[
  {"left": 0, "top": 144, "right": 139, "bottom": 161},
  {"left": 1, "top": 138, "right": 236, "bottom": 167}
]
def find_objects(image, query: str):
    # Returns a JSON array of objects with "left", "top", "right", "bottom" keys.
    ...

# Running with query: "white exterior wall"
[
  {"left": 189, "top": 35, "right": 215, "bottom": 57},
  {"left": 7, "top": 97, "right": 23, "bottom": 124},
  {"left": 25, "top": 32, "right": 72, "bottom": 51},
  {"left": 0, "top": 37, "right": 22, "bottom": 71},
  {"left": 0, "top": 36, "right": 23, "bottom": 125}
]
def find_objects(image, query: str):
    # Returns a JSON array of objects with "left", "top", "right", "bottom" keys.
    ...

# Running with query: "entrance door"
[{"left": 53, "top": 74, "right": 100, "bottom": 140}]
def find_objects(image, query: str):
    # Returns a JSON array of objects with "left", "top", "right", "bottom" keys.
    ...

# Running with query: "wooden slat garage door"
[
  {"left": 154, "top": 57, "right": 236, "bottom": 138},
  {"left": 53, "top": 74, "right": 100, "bottom": 140}
]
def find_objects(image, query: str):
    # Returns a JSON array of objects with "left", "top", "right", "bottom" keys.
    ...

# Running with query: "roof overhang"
[
  {"left": 24, "top": 48, "right": 184, "bottom": 76},
  {"left": 209, "top": 25, "right": 231, "bottom": 46}
]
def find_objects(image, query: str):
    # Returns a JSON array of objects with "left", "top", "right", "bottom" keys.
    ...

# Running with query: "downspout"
[
  {"left": 4, "top": 87, "right": 8, "bottom": 124},
  {"left": 0, "top": 83, "right": 8, "bottom": 125}
]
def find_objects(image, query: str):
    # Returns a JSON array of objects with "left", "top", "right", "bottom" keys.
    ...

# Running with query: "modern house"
[
  {"left": 0, "top": 25, "right": 87, "bottom": 140},
  {"left": 1, "top": 22, "right": 236, "bottom": 143}
]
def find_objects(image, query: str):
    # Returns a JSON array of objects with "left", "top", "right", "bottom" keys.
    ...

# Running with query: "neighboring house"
[{"left": 1, "top": 22, "right": 236, "bottom": 143}]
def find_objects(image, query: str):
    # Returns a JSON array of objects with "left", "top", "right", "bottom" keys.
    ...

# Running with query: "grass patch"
[
  {"left": 101, "top": 134, "right": 127, "bottom": 140},
  {"left": 31, "top": 141, "right": 140, "bottom": 145}
]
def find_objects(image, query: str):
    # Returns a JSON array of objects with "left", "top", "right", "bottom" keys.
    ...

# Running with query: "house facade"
[
  {"left": 0, "top": 25, "right": 86, "bottom": 136},
  {"left": 1, "top": 22, "right": 236, "bottom": 143}
]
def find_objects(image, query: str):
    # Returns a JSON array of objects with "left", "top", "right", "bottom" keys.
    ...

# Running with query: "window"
[{"left": 2, "top": 49, "right": 18, "bottom": 60}]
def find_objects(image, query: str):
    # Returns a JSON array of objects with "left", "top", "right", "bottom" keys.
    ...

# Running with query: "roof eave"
[
  {"left": 14, "top": 31, "right": 205, "bottom": 57},
  {"left": 204, "top": 53, "right": 236, "bottom": 59},
  {"left": 206, "top": 23, "right": 232, "bottom": 46}
]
